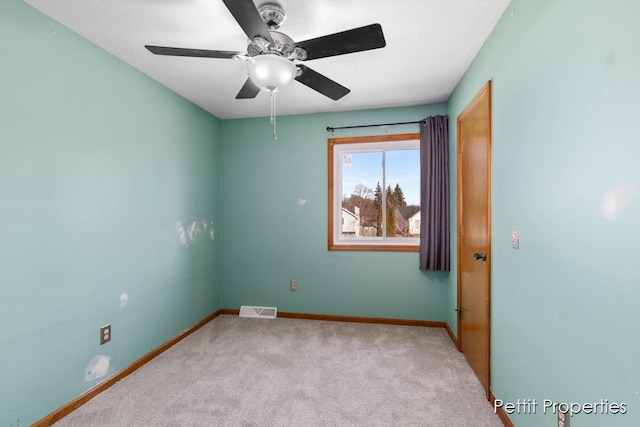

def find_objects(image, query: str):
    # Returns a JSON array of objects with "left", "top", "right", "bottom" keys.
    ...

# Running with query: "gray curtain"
[{"left": 419, "top": 115, "right": 450, "bottom": 271}]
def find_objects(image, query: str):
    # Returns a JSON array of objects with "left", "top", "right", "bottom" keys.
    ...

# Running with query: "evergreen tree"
[
  {"left": 393, "top": 183, "right": 406, "bottom": 206},
  {"left": 374, "top": 182, "right": 383, "bottom": 236},
  {"left": 386, "top": 185, "right": 395, "bottom": 207},
  {"left": 385, "top": 185, "right": 397, "bottom": 236},
  {"left": 372, "top": 183, "right": 405, "bottom": 237},
  {"left": 386, "top": 205, "right": 396, "bottom": 237},
  {"left": 374, "top": 182, "right": 383, "bottom": 209}
]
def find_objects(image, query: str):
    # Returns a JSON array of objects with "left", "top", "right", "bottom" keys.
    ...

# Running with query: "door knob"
[{"left": 473, "top": 252, "right": 487, "bottom": 261}]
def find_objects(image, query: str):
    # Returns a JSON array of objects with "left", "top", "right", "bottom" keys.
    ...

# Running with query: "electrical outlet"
[
  {"left": 100, "top": 324, "right": 111, "bottom": 345},
  {"left": 290, "top": 280, "right": 297, "bottom": 291}
]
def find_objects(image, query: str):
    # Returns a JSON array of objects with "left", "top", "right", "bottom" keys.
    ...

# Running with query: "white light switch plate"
[{"left": 512, "top": 227, "right": 520, "bottom": 249}]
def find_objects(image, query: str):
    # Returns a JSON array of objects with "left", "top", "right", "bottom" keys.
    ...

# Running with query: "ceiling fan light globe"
[{"left": 247, "top": 55, "right": 296, "bottom": 92}]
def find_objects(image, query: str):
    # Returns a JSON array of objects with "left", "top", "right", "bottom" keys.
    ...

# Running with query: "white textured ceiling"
[{"left": 24, "top": 0, "right": 511, "bottom": 119}]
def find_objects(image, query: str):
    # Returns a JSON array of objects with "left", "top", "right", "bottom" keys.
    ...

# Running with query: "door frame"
[{"left": 456, "top": 80, "right": 492, "bottom": 398}]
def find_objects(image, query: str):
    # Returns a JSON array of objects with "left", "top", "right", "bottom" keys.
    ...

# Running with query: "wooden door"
[{"left": 457, "top": 81, "right": 492, "bottom": 397}]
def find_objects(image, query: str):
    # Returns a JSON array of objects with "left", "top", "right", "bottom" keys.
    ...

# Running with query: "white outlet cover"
[{"left": 512, "top": 227, "right": 520, "bottom": 249}]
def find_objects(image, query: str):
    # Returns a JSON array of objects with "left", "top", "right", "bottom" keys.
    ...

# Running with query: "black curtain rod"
[{"left": 326, "top": 120, "right": 425, "bottom": 132}]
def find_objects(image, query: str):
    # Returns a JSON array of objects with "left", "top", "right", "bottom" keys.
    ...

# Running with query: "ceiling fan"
[{"left": 144, "top": 0, "right": 386, "bottom": 101}]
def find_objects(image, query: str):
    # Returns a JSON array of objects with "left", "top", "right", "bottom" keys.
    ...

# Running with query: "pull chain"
[
  {"left": 270, "top": 91, "right": 274, "bottom": 125},
  {"left": 270, "top": 90, "right": 277, "bottom": 140}
]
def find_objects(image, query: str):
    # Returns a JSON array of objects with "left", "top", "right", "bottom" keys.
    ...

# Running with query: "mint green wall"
[
  {"left": 448, "top": 0, "right": 640, "bottom": 425},
  {"left": 0, "top": 1, "right": 220, "bottom": 424},
  {"left": 219, "top": 105, "right": 449, "bottom": 320},
  {"left": 9, "top": 0, "right": 639, "bottom": 424}
]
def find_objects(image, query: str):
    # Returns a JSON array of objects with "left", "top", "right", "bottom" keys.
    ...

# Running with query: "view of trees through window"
[{"left": 340, "top": 148, "right": 420, "bottom": 239}]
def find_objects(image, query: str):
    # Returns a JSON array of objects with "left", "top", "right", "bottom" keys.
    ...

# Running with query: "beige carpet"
[{"left": 53, "top": 315, "right": 502, "bottom": 426}]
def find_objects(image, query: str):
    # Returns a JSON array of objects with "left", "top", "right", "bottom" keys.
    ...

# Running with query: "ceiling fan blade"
[
  {"left": 221, "top": 0, "right": 273, "bottom": 44},
  {"left": 295, "top": 24, "right": 386, "bottom": 61},
  {"left": 295, "top": 65, "right": 350, "bottom": 101},
  {"left": 236, "top": 78, "right": 261, "bottom": 99},
  {"left": 145, "top": 45, "right": 244, "bottom": 59}
]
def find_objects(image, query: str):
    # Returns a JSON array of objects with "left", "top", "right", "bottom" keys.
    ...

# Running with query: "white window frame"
[{"left": 328, "top": 133, "right": 420, "bottom": 252}]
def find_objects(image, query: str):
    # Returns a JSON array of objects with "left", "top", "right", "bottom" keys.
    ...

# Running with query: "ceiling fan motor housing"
[{"left": 247, "top": 31, "right": 307, "bottom": 61}]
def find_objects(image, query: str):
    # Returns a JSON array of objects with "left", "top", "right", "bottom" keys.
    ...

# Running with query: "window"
[{"left": 328, "top": 133, "right": 421, "bottom": 251}]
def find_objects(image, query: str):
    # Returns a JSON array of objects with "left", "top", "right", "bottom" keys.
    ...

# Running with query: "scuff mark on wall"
[
  {"left": 606, "top": 52, "right": 616, "bottom": 66},
  {"left": 119, "top": 292, "right": 128, "bottom": 308},
  {"left": 176, "top": 218, "right": 215, "bottom": 246},
  {"left": 84, "top": 355, "right": 110, "bottom": 382},
  {"left": 176, "top": 221, "right": 187, "bottom": 246},
  {"left": 208, "top": 221, "right": 215, "bottom": 240},
  {"left": 599, "top": 181, "right": 635, "bottom": 221},
  {"left": 187, "top": 220, "right": 201, "bottom": 242},
  {"left": 296, "top": 198, "right": 307, "bottom": 206}
]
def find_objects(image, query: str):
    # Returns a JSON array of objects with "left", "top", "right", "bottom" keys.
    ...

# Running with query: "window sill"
[{"left": 328, "top": 243, "right": 419, "bottom": 252}]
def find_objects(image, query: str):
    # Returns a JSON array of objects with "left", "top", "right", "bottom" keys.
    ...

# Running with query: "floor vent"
[{"left": 239, "top": 306, "right": 278, "bottom": 319}]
